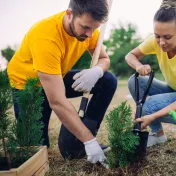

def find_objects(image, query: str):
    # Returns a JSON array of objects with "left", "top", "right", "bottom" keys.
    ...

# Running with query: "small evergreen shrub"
[
  {"left": 10, "top": 77, "right": 44, "bottom": 164},
  {"left": 106, "top": 101, "right": 139, "bottom": 168},
  {"left": 0, "top": 69, "right": 13, "bottom": 169},
  {"left": 0, "top": 76, "right": 44, "bottom": 169}
]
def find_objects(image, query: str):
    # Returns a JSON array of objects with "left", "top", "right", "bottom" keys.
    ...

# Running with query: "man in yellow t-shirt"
[
  {"left": 8, "top": 0, "right": 117, "bottom": 163},
  {"left": 125, "top": 1, "right": 176, "bottom": 147}
]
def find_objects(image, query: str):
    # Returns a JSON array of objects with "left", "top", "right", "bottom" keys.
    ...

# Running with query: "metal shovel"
[{"left": 133, "top": 71, "right": 154, "bottom": 160}]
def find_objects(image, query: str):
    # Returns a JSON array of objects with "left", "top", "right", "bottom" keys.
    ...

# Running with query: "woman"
[{"left": 125, "top": 0, "right": 176, "bottom": 147}]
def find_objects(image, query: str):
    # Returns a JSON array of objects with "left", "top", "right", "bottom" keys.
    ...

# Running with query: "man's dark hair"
[
  {"left": 68, "top": 0, "right": 108, "bottom": 22},
  {"left": 154, "top": 0, "right": 176, "bottom": 23}
]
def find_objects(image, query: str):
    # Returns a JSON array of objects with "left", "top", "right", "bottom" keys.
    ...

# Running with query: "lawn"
[{"left": 46, "top": 79, "right": 176, "bottom": 175}]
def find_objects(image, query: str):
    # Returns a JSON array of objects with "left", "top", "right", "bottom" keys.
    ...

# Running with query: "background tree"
[{"left": 1, "top": 46, "right": 15, "bottom": 62}]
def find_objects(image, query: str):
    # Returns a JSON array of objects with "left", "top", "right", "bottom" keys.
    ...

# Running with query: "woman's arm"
[
  {"left": 125, "top": 47, "right": 151, "bottom": 76},
  {"left": 136, "top": 101, "right": 176, "bottom": 129}
]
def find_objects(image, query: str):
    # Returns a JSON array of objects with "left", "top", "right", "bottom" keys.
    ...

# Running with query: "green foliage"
[
  {"left": 72, "top": 51, "right": 91, "bottom": 69},
  {"left": 0, "top": 69, "right": 11, "bottom": 90},
  {"left": 0, "top": 69, "right": 13, "bottom": 167},
  {"left": 10, "top": 77, "right": 44, "bottom": 162},
  {"left": 13, "top": 77, "right": 44, "bottom": 146},
  {"left": 103, "top": 24, "right": 140, "bottom": 77},
  {"left": 0, "top": 70, "right": 12, "bottom": 135},
  {"left": 106, "top": 101, "right": 139, "bottom": 168},
  {"left": 1, "top": 46, "right": 15, "bottom": 62}
]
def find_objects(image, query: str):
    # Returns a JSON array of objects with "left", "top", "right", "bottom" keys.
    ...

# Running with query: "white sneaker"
[{"left": 147, "top": 134, "right": 167, "bottom": 147}]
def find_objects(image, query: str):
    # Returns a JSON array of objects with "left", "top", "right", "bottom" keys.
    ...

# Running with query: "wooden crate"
[{"left": 0, "top": 146, "right": 49, "bottom": 176}]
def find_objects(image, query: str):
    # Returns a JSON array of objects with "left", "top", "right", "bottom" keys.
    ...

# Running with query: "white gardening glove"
[
  {"left": 84, "top": 138, "right": 106, "bottom": 164},
  {"left": 72, "top": 66, "right": 104, "bottom": 92}
]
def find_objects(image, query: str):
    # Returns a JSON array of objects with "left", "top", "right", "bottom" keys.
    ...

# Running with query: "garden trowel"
[{"left": 133, "top": 71, "right": 154, "bottom": 159}]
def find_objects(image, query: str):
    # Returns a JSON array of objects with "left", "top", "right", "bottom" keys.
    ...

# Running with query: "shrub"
[{"left": 106, "top": 101, "right": 139, "bottom": 168}]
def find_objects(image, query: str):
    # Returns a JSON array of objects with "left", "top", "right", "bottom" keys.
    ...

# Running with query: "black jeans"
[{"left": 12, "top": 70, "right": 117, "bottom": 147}]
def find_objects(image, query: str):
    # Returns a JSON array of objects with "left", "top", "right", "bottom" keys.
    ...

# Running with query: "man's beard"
[{"left": 69, "top": 20, "right": 88, "bottom": 42}]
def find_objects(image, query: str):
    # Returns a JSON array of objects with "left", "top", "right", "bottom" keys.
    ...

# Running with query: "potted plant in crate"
[
  {"left": 0, "top": 72, "right": 49, "bottom": 176},
  {"left": 106, "top": 101, "right": 139, "bottom": 168}
]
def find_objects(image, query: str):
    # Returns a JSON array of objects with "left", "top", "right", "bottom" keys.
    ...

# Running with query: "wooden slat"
[
  {"left": 17, "top": 146, "right": 48, "bottom": 176},
  {"left": 33, "top": 161, "right": 49, "bottom": 176},
  {"left": 0, "top": 169, "right": 17, "bottom": 176},
  {"left": 0, "top": 146, "right": 49, "bottom": 176}
]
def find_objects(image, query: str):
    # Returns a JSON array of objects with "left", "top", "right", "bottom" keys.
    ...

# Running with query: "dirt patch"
[{"left": 46, "top": 139, "right": 176, "bottom": 176}]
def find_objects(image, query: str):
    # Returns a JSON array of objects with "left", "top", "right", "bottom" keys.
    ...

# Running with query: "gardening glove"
[
  {"left": 72, "top": 66, "right": 103, "bottom": 92},
  {"left": 136, "top": 64, "right": 151, "bottom": 76},
  {"left": 84, "top": 138, "right": 106, "bottom": 164}
]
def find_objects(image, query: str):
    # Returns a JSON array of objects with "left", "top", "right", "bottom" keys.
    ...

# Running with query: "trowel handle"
[
  {"left": 135, "top": 104, "right": 142, "bottom": 119},
  {"left": 134, "top": 71, "right": 154, "bottom": 131},
  {"left": 134, "top": 123, "right": 141, "bottom": 131},
  {"left": 78, "top": 92, "right": 89, "bottom": 118},
  {"left": 134, "top": 104, "right": 142, "bottom": 130},
  {"left": 134, "top": 71, "right": 154, "bottom": 103},
  {"left": 141, "top": 71, "right": 154, "bottom": 103}
]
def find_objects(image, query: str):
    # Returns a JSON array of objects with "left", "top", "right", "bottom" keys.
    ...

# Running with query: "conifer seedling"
[
  {"left": 0, "top": 75, "right": 44, "bottom": 169},
  {"left": 0, "top": 70, "right": 13, "bottom": 169},
  {"left": 106, "top": 101, "right": 139, "bottom": 168}
]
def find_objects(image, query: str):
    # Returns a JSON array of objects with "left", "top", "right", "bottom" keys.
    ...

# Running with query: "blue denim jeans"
[
  {"left": 12, "top": 70, "right": 117, "bottom": 147},
  {"left": 128, "top": 74, "right": 176, "bottom": 133}
]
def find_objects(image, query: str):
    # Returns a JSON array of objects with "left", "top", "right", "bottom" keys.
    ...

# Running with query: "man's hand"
[
  {"left": 136, "top": 64, "right": 151, "bottom": 76},
  {"left": 135, "top": 114, "right": 155, "bottom": 130},
  {"left": 72, "top": 66, "right": 103, "bottom": 92},
  {"left": 84, "top": 138, "right": 106, "bottom": 164}
]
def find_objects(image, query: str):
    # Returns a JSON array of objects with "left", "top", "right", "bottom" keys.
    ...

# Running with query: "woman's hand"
[
  {"left": 135, "top": 114, "right": 155, "bottom": 130},
  {"left": 136, "top": 64, "right": 151, "bottom": 76}
]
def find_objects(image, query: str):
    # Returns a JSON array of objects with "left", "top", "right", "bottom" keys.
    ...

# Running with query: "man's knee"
[{"left": 103, "top": 72, "right": 118, "bottom": 91}]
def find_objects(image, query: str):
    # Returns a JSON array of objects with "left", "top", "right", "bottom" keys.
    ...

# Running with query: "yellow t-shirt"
[
  {"left": 139, "top": 35, "right": 176, "bottom": 90},
  {"left": 8, "top": 11, "right": 99, "bottom": 89}
]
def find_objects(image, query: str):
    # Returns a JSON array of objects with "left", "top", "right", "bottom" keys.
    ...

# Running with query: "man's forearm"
[
  {"left": 51, "top": 99, "right": 94, "bottom": 142},
  {"left": 152, "top": 101, "right": 176, "bottom": 120},
  {"left": 38, "top": 72, "right": 94, "bottom": 142},
  {"left": 96, "top": 57, "right": 110, "bottom": 72}
]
